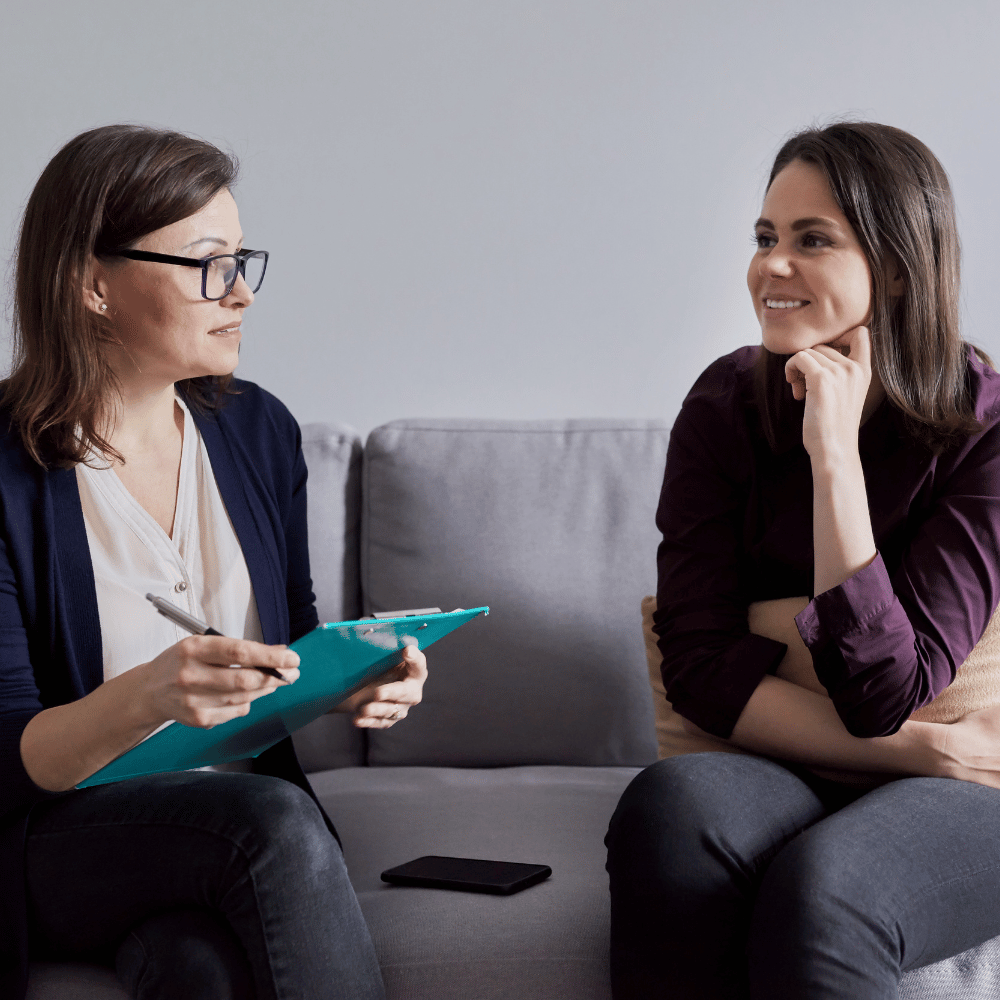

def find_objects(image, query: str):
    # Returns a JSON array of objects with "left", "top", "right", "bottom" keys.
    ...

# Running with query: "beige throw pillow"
[{"left": 910, "top": 604, "right": 1000, "bottom": 723}]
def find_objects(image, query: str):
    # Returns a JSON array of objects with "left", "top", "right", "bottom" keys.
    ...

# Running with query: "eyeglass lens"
[{"left": 204, "top": 253, "right": 267, "bottom": 300}]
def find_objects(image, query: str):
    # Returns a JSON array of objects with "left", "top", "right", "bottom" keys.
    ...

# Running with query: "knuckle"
[
  {"left": 178, "top": 635, "right": 201, "bottom": 657},
  {"left": 176, "top": 665, "right": 197, "bottom": 688},
  {"left": 230, "top": 639, "right": 252, "bottom": 663},
  {"left": 234, "top": 669, "right": 257, "bottom": 691}
]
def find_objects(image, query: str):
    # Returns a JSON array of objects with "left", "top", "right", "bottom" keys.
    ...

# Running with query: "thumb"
[{"left": 829, "top": 325, "right": 871, "bottom": 371}]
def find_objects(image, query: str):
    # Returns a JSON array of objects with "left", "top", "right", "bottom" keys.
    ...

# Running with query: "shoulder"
[
  {"left": 966, "top": 346, "right": 1000, "bottom": 426},
  {"left": 0, "top": 401, "right": 49, "bottom": 487},
  {"left": 204, "top": 379, "right": 302, "bottom": 448},
  {"left": 687, "top": 345, "right": 760, "bottom": 400},
  {"left": 916, "top": 347, "right": 1000, "bottom": 483},
  {"left": 668, "top": 346, "right": 761, "bottom": 469},
  {"left": 677, "top": 345, "right": 760, "bottom": 430}
]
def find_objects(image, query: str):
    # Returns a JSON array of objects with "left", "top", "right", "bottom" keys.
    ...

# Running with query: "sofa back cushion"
[
  {"left": 292, "top": 422, "right": 366, "bottom": 770},
  {"left": 362, "top": 419, "right": 666, "bottom": 767}
]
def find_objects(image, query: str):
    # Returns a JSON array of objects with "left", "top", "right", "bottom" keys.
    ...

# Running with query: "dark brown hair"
[
  {"left": 754, "top": 121, "right": 990, "bottom": 452},
  {"left": 5, "top": 124, "right": 239, "bottom": 467}
]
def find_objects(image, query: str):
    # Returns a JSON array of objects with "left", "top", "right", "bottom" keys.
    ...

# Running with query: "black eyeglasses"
[{"left": 107, "top": 248, "right": 269, "bottom": 301}]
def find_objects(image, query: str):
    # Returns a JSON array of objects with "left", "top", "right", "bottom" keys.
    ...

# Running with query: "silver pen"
[{"left": 145, "top": 593, "right": 288, "bottom": 682}]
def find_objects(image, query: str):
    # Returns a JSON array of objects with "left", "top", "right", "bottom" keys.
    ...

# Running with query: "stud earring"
[{"left": 100, "top": 303, "right": 108, "bottom": 312}]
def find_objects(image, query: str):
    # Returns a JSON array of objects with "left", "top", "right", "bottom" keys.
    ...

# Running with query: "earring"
[{"left": 100, "top": 303, "right": 108, "bottom": 312}]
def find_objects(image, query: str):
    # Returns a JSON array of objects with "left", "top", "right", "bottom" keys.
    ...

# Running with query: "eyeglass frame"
[{"left": 105, "top": 248, "right": 269, "bottom": 301}]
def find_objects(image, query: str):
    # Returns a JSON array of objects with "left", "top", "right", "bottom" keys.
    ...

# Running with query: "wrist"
[
  {"left": 809, "top": 448, "right": 863, "bottom": 486},
  {"left": 104, "top": 661, "right": 166, "bottom": 731},
  {"left": 889, "top": 720, "right": 952, "bottom": 778}
]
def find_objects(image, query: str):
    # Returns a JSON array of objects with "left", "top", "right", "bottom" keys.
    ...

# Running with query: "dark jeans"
[
  {"left": 605, "top": 752, "right": 1000, "bottom": 999},
  {"left": 25, "top": 771, "right": 385, "bottom": 1000}
]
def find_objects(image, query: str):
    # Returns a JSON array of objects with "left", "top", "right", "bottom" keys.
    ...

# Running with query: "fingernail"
[{"left": 284, "top": 651, "right": 300, "bottom": 668}]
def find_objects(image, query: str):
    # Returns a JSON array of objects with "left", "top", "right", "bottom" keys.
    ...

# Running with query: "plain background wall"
[{"left": 2, "top": 0, "right": 999, "bottom": 439}]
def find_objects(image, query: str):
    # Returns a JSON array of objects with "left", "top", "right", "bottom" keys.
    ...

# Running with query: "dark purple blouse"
[{"left": 653, "top": 345, "right": 1000, "bottom": 739}]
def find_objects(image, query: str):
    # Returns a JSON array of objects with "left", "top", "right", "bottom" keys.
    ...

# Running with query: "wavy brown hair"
[
  {"left": 754, "top": 121, "right": 991, "bottom": 453},
  {"left": 5, "top": 124, "right": 239, "bottom": 467}
]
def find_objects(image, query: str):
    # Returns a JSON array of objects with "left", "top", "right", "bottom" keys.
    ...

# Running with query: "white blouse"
[{"left": 76, "top": 396, "right": 263, "bottom": 683}]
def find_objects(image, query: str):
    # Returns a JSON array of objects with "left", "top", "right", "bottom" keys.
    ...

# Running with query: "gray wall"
[{"left": 3, "top": 1, "right": 999, "bottom": 439}]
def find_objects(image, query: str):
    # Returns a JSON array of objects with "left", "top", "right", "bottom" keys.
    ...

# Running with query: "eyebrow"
[
  {"left": 180, "top": 235, "right": 244, "bottom": 251},
  {"left": 754, "top": 216, "right": 841, "bottom": 232}
]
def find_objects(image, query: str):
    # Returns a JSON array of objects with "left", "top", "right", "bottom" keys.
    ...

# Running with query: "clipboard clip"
[{"left": 369, "top": 607, "right": 443, "bottom": 619}]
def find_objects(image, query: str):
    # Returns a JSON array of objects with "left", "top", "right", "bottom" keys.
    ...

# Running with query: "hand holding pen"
[
  {"left": 139, "top": 594, "right": 298, "bottom": 730},
  {"left": 146, "top": 594, "right": 290, "bottom": 682}
]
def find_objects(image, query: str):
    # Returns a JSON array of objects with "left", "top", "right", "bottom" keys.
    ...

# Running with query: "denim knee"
[
  {"left": 208, "top": 774, "right": 336, "bottom": 858},
  {"left": 607, "top": 755, "right": 740, "bottom": 896},
  {"left": 183, "top": 773, "right": 351, "bottom": 909},
  {"left": 607, "top": 754, "right": 832, "bottom": 897}
]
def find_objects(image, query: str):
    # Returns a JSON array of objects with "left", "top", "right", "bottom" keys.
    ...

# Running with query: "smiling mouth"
[
  {"left": 764, "top": 299, "right": 808, "bottom": 310},
  {"left": 209, "top": 326, "right": 241, "bottom": 335}
]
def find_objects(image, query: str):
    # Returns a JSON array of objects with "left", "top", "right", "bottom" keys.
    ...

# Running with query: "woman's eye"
[
  {"left": 801, "top": 234, "right": 830, "bottom": 249},
  {"left": 752, "top": 232, "right": 776, "bottom": 249}
]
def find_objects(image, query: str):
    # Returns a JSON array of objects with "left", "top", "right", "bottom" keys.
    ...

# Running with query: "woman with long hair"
[
  {"left": 606, "top": 122, "right": 1000, "bottom": 997},
  {"left": 0, "top": 124, "right": 427, "bottom": 1000}
]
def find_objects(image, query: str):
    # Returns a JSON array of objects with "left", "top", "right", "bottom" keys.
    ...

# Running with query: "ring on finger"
[{"left": 389, "top": 709, "right": 402, "bottom": 721}]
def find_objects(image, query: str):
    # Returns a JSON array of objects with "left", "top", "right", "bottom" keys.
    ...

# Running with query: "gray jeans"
[
  {"left": 25, "top": 771, "right": 384, "bottom": 1000},
  {"left": 605, "top": 752, "right": 1000, "bottom": 999}
]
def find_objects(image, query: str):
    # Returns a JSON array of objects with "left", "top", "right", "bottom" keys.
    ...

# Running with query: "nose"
[
  {"left": 225, "top": 271, "right": 254, "bottom": 307},
  {"left": 759, "top": 243, "right": 794, "bottom": 279}
]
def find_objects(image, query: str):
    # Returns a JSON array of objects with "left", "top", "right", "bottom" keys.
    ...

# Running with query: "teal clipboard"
[{"left": 76, "top": 607, "right": 488, "bottom": 788}]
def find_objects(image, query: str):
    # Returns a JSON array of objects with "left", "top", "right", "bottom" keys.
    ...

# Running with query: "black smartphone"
[{"left": 380, "top": 855, "right": 552, "bottom": 895}]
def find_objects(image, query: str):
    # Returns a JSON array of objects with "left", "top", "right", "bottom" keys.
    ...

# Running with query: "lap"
[
  {"left": 25, "top": 771, "right": 337, "bottom": 959},
  {"left": 612, "top": 753, "right": 1000, "bottom": 971},
  {"left": 608, "top": 753, "right": 852, "bottom": 886},
  {"left": 27, "top": 769, "right": 320, "bottom": 838}
]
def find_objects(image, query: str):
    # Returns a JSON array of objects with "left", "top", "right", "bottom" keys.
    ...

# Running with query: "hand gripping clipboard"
[{"left": 76, "top": 607, "right": 488, "bottom": 788}]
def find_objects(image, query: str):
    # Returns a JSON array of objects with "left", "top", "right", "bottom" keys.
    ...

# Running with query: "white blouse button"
[{"left": 174, "top": 581, "right": 187, "bottom": 593}]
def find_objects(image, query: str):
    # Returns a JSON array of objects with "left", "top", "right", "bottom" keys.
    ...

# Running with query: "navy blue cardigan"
[{"left": 0, "top": 380, "right": 330, "bottom": 999}]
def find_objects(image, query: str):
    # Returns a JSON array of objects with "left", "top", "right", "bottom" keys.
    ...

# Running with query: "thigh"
[
  {"left": 25, "top": 770, "right": 327, "bottom": 957},
  {"left": 750, "top": 776, "right": 1000, "bottom": 993},
  {"left": 27, "top": 770, "right": 383, "bottom": 1000},
  {"left": 607, "top": 752, "right": 840, "bottom": 893},
  {"left": 606, "top": 752, "right": 841, "bottom": 1000}
]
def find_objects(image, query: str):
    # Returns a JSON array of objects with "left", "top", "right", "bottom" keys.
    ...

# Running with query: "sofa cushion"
[
  {"left": 901, "top": 937, "right": 1000, "bottom": 998},
  {"left": 361, "top": 419, "right": 667, "bottom": 767},
  {"left": 300, "top": 421, "right": 364, "bottom": 625},
  {"left": 293, "top": 422, "right": 366, "bottom": 771},
  {"left": 310, "top": 764, "right": 639, "bottom": 1000}
]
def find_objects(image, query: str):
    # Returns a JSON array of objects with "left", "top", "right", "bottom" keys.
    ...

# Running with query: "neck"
[{"left": 101, "top": 377, "right": 181, "bottom": 461}]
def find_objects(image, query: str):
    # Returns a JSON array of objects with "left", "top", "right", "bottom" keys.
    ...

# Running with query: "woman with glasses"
[
  {"left": 607, "top": 122, "right": 1000, "bottom": 998},
  {"left": 0, "top": 124, "right": 421, "bottom": 1000}
]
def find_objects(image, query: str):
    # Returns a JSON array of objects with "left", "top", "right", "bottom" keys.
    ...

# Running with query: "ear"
[{"left": 82, "top": 256, "right": 112, "bottom": 317}]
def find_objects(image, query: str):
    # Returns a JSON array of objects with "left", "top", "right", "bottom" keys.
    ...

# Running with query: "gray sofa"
[{"left": 26, "top": 418, "right": 1000, "bottom": 999}]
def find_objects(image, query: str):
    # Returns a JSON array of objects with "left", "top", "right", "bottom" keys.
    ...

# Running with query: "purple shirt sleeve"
[
  {"left": 795, "top": 422, "right": 1000, "bottom": 737},
  {"left": 654, "top": 354, "right": 787, "bottom": 738}
]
